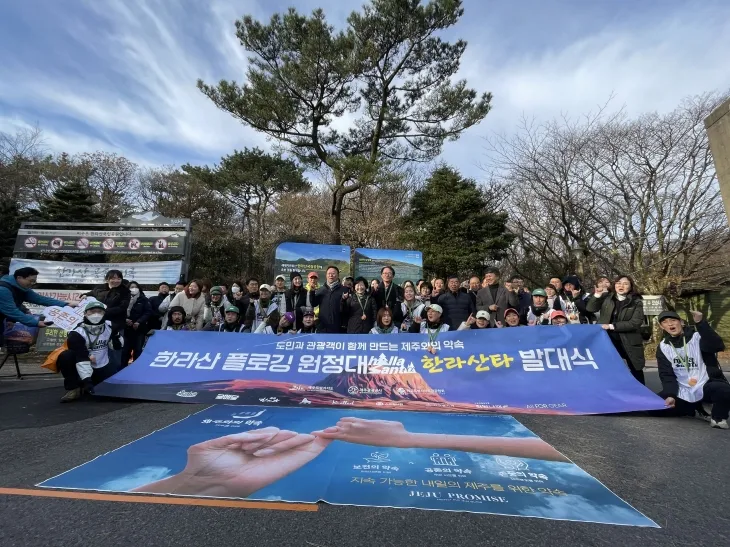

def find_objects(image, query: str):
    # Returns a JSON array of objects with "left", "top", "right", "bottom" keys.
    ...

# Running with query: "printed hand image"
[
  {"left": 135, "top": 418, "right": 568, "bottom": 498},
  {"left": 39, "top": 406, "right": 656, "bottom": 526}
]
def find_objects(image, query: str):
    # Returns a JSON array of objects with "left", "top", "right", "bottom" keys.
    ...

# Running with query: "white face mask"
[
  {"left": 231, "top": 287, "right": 240, "bottom": 294},
  {"left": 88, "top": 314, "right": 104, "bottom": 324},
  {"left": 130, "top": 288, "right": 139, "bottom": 295}
]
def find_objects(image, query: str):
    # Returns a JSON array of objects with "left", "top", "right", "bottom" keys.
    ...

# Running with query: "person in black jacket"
[
  {"left": 437, "top": 275, "right": 475, "bottom": 330},
  {"left": 285, "top": 272, "right": 308, "bottom": 331},
  {"left": 656, "top": 310, "right": 730, "bottom": 429},
  {"left": 372, "top": 266, "right": 404, "bottom": 325},
  {"left": 342, "top": 277, "right": 378, "bottom": 334},
  {"left": 476, "top": 267, "right": 519, "bottom": 327},
  {"left": 310, "top": 266, "right": 349, "bottom": 334},
  {"left": 120, "top": 281, "right": 152, "bottom": 367},
  {"left": 86, "top": 270, "right": 131, "bottom": 330},
  {"left": 148, "top": 282, "right": 170, "bottom": 331},
  {"left": 560, "top": 275, "right": 590, "bottom": 324},
  {"left": 586, "top": 275, "right": 646, "bottom": 384}
]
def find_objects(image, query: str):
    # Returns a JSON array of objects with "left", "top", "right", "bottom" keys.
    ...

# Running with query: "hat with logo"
[
  {"left": 283, "top": 312, "right": 296, "bottom": 323},
  {"left": 532, "top": 288, "right": 547, "bottom": 297},
  {"left": 657, "top": 311, "right": 682, "bottom": 323},
  {"left": 475, "top": 310, "right": 490, "bottom": 320},
  {"left": 302, "top": 307, "right": 315, "bottom": 317},
  {"left": 426, "top": 304, "right": 443, "bottom": 314},
  {"left": 259, "top": 284, "right": 272, "bottom": 292},
  {"left": 84, "top": 300, "right": 106, "bottom": 312},
  {"left": 225, "top": 305, "right": 240, "bottom": 314}
]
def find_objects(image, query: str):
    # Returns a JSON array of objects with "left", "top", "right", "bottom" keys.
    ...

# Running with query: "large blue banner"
[
  {"left": 38, "top": 405, "right": 657, "bottom": 526},
  {"left": 96, "top": 326, "right": 666, "bottom": 415}
]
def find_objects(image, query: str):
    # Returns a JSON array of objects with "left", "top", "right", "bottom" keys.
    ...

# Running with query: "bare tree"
[{"left": 487, "top": 92, "right": 730, "bottom": 297}]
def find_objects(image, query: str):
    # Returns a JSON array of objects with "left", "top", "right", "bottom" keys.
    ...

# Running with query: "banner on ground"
[
  {"left": 15, "top": 228, "right": 187, "bottom": 255},
  {"left": 37, "top": 405, "right": 657, "bottom": 527},
  {"left": 95, "top": 326, "right": 666, "bottom": 415},
  {"left": 353, "top": 248, "right": 423, "bottom": 286},
  {"left": 9, "top": 258, "right": 183, "bottom": 285},
  {"left": 274, "top": 242, "right": 351, "bottom": 283}
]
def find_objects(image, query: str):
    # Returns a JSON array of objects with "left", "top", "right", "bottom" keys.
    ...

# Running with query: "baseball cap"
[
  {"left": 84, "top": 300, "right": 106, "bottom": 312},
  {"left": 532, "top": 288, "right": 547, "bottom": 297},
  {"left": 657, "top": 311, "right": 681, "bottom": 323},
  {"left": 550, "top": 310, "right": 566, "bottom": 319},
  {"left": 475, "top": 310, "right": 490, "bottom": 320},
  {"left": 225, "top": 305, "right": 240, "bottom": 314},
  {"left": 283, "top": 312, "right": 296, "bottom": 323},
  {"left": 308, "top": 271, "right": 319, "bottom": 279},
  {"left": 426, "top": 304, "right": 443, "bottom": 314},
  {"left": 259, "top": 284, "right": 272, "bottom": 292},
  {"left": 275, "top": 274, "right": 286, "bottom": 281},
  {"left": 302, "top": 307, "right": 315, "bottom": 317},
  {"left": 210, "top": 286, "right": 222, "bottom": 295},
  {"left": 504, "top": 308, "right": 519, "bottom": 318}
]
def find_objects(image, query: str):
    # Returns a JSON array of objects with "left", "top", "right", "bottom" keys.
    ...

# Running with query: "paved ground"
[{"left": 1, "top": 371, "right": 729, "bottom": 547}]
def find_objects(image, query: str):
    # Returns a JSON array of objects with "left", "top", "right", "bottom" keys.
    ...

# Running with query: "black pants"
[
  {"left": 120, "top": 327, "right": 145, "bottom": 368},
  {"left": 57, "top": 350, "right": 117, "bottom": 391},
  {"left": 660, "top": 380, "right": 730, "bottom": 421}
]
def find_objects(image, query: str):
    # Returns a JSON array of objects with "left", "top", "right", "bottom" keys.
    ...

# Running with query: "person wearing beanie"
[
  {"left": 522, "top": 289, "right": 552, "bottom": 326},
  {"left": 203, "top": 286, "right": 227, "bottom": 329},
  {"left": 276, "top": 312, "right": 297, "bottom": 335},
  {"left": 342, "top": 276, "right": 377, "bottom": 334},
  {"left": 164, "top": 306, "right": 189, "bottom": 331},
  {"left": 283, "top": 271, "right": 308, "bottom": 331},
  {"left": 204, "top": 305, "right": 245, "bottom": 333},
  {"left": 57, "top": 301, "right": 124, "bottom": 402},
  {"left": 559, "top": 275, "right": 590, "bottom": 324},
  {"left": 656, "top": 310, "right": 730, "bottom": 429}
]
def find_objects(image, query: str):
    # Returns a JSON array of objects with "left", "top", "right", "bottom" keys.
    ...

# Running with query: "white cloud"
[
  {"left": 519, "top": 493, "right": 657, "bottom": 527},
  {"left": 100, "top": 465, "right": 172, "bottom": 491},
  {"left": 0, "top": 0, "right": 728, "bottom": 179}
]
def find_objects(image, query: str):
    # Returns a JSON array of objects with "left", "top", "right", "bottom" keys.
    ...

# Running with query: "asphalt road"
[{"left": 1, "top": 371, "right": 729, "bottom": 547}]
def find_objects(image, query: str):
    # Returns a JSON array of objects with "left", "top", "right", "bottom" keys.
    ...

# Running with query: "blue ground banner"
[
  {"left": 95, "top": 326, "right": 666, "bottom": 415},
  {"left": 353, "top": 248, "right": 423, "bottom": 286},
  {"left": 38, "top": 405, "right": 658, "bottom": 526}
]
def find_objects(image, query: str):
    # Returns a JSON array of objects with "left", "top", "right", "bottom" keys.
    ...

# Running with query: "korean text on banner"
[
  {"left": 9, "top": 258, "right": 183, "bottom": 285},
  {"left": 94, "top": 326, "right": 666, "bottom": 415}
]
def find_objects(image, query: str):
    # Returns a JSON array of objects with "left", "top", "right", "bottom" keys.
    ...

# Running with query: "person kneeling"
[
  {"left": 657, "top": 310, "right": 730, "bottom": 429},
  {"left": 298, "top": 307, "right": 317, "bottom": 333},
  {"left": 58, "top": 301, "right": 123, "bottom": 402},
  {"left": 204, "top": 305, "right": 245, "bottom": 333}
]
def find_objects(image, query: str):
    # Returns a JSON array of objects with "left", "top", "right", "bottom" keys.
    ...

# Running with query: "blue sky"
[{"left": 1, "top": 0, "right": 729, "bottom": 179}]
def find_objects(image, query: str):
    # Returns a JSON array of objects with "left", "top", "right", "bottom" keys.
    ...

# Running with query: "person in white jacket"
[
  {"left": 168, "top": 280, "right": 206, "bottom": 331},
  {"left": 157, "top": 281, "right": 185, "bottom": 328}
]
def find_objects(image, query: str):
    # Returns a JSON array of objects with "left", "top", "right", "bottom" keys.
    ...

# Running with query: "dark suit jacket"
[{"left": 476, "top": 285, "right": 519, "bottom": 327}]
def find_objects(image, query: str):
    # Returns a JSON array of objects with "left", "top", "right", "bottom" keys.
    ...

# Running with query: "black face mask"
[{"left": 159, "top": 292, "right": 169, "bottom": 298}]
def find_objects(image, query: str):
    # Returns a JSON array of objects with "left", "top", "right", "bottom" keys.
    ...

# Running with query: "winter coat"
[
  {"left": 311, "top": 282, "right": 348, "bottom": 333},
  {"left": 559, "top": 291, "right": 591, "bottom": 324},
  {"left": 476, "top": 284, "right": 519, "bottom": 327},
  {"left": 169, "top": 290, "right": 206, "bottom": 331},
  {"left": 342, "top": 293, "right": 378, "bottom": 334},
  {"left": 126, "top": 292, "right": 152, "bottom": 326},
  {"left": 203, "top": 301, "right": 227, "bottom": 327},
  {"left": 586, "top": 293, "right": 645, "bottom": 371},
  {"left": 372, "top": 283, "right": 404, "bottom": 324},
  {"left": 86, "top": 283, "right": 131, "bottom": 329},
  {"left": 435, "top": 290, "right": 476, "bottom": 330},
  {"left": 0, "top": 274, "right": 66, "bottom": 326}
]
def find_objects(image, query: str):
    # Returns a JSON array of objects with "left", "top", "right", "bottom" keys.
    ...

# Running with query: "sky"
[{"left": 1, "top": 0, "right": 729, "bottom": 179}]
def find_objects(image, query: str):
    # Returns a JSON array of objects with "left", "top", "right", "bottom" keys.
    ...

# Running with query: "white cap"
[
  {"left": 275, "top": 274, "right": 286, "bottom": 281},
  {"left": 476, "top": 310, "right": 490, "bottom": 320},
  {"left": 259, "top": 284, "right": 273, "bottom": 292},
  {"left": 426, "top": 304, "right": 443, "bottom": 314}
]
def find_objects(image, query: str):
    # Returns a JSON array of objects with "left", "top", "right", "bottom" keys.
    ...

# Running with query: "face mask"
[
  {"left": 88, "top": 314, "right": 104, "bottom": 324},
  {"left": 231, "top": 287, "right": 240, "bottom": 294},
  {"left": 130, "top": 288, "right": 139, "bottom": 295}
]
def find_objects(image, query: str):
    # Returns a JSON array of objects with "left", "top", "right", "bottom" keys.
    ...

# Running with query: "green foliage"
[
  {"left": 198, "top": 0, "right": 491, "bottom": 242},
  {"left": 37, "top": 179, "right": 104, "bottom": 223},
  {"left": 400, "top": 165, "right": 513, "bottom": 277},
  {"left": 0, "top": 201, "right": 26, "bottom": 261}
]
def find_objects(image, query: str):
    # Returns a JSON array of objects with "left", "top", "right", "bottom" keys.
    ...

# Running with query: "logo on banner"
[
  {"left": 231, "top": 409, "right": 266, "bottom": 419},
  {"left": 300, "top": 398, "right": 312, "bottom": 405},
  {"left": 431, "top": 453, "right": 457, "bottom": 466},
  {"left": 175, "top": 390, "right": 197, "bottom": 398},
  {"left": 365, "top": 452, "right": 390, "bottom": 463},
  {"left": 347, "top": 386, "right": 359, "bottom": 394},
  {"left": 215, "top": 394, "right": 239, "bottom": 401},
  {"left": 495, "top": 457, "right": 529, "bottom": 471}
]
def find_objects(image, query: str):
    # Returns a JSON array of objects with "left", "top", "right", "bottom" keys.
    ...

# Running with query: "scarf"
[
  {"left": 375, "top": 325, "right": 397, "bottom": 334},
  {"left": 327, "top": 280, "right": 341, "bottom": 290},
  {"left": 127, "top": 292, "right": 139, "bottom": 317}
]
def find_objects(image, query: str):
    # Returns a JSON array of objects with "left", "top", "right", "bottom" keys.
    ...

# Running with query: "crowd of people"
[{"left": 1, "top": 264, "right": 728, "bottom": 428}]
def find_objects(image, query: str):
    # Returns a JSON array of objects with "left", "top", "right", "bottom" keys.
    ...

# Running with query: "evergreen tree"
[
  {"left": 38, "top": 179, "right": 104, "bottom": 223},
  {"left": 0, "top": 201, "right": 25, "bottom": 261},
  {"left": 400, "top": 166, "right": 513, "bottom": 277}
]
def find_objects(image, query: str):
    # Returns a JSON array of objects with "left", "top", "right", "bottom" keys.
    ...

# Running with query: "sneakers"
[
  {"left": 60, "top": 388, "right": 82, "bottom": 403},
  {"left": 695, "top": 410, "right": 712, "bottom": 423},
  {"left": 710, "top": 419, "right": 729, "bottom": 430}
]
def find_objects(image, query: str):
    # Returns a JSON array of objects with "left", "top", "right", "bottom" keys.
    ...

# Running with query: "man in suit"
[{"left": 476, "top": 267, "right": 519, "bottom": 327}]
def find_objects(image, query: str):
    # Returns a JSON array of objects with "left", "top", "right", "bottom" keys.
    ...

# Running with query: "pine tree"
[
  {"left": 400, "top": 166, "right": 514, "bottom": 277},
  {"left": 0, "top": 201, "right": 25, "bottom": 261},
  {"left": 38, "top": 180, "right": 104, "bottom": 223}
]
